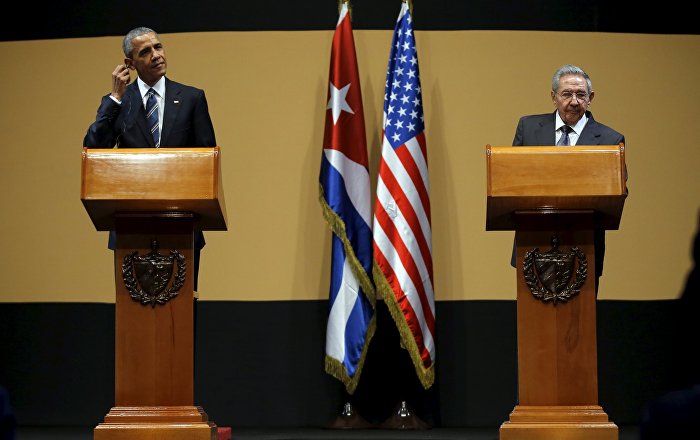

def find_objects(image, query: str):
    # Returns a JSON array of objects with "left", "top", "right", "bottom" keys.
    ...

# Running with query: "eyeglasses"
[{"left": 557, "top": 91, "right": 589, "bottom": 102}]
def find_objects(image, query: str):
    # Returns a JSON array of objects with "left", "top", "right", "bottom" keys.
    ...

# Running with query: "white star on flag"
[{"left": 327, "top": 82, "right": 354, "bottom": 125}]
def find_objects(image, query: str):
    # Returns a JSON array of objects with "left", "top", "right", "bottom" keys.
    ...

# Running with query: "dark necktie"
[
  {"left": 146, "top": 88, "right": 160, "bottom": 147},
  {"left": 557, "top": 125, "right": 572, "bottom": 146}
]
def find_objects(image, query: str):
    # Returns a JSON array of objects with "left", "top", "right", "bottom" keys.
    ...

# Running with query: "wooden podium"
[
  {"left": 81, "top": 147, "right": 227, "bottom": 440},
  {"left": 486, "top": 145, "right": 626, "bottom": 440}
]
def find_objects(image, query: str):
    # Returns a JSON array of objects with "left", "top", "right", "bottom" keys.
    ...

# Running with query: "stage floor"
[{"left": 16, "top": 425, "right": 641, "bottom": 440}]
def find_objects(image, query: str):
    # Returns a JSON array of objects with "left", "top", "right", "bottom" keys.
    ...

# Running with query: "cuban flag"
[
  {"left": 372, "top": 0, "right": 436, "bottom": 389},
  {"left": 319, "top": 1, "right": 375, "bottom": 395}
]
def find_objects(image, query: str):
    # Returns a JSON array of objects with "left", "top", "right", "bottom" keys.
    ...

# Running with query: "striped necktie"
[
  {"left": 557, "top": 125, "right": 572, "bottom": 146},
  {"left": 145, "top": 88, "right": 160, "bottom": 147}
]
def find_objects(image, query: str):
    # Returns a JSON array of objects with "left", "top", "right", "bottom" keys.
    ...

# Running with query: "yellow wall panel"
[{"left": 0, "top": 31, "right": 697, "bottom": 302}]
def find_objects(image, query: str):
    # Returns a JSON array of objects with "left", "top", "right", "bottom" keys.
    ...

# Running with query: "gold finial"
[
  {"left": 338, "top": 0, "right": 352, "bottom": 20},
  {"left": 405, "top": 0, "right": 413, "bottom": 17}
]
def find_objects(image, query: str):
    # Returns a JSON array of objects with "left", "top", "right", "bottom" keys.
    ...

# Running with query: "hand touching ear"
[{"left": 111, "top": 63, "right": 132, "bottom": 101}]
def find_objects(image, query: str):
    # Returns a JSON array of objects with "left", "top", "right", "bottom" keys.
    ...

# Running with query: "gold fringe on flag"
[
  {"left": 324, "top": 315, "right": 376, "bottom": 394},
  {"left": 373, "top": 262, "right": 435, "bottom": 390}
]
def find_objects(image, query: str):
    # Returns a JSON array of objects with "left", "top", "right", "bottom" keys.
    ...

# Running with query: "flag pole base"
[
  {"left": 379, "top": 401, "right": 430, "bottom": 430},
  {"left": 325, "top": 402, "right": 373, "bottom": 429}
]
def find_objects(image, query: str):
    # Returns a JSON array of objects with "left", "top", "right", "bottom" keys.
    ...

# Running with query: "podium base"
[
  {"left": 499, "top": 405, "right": 617, "bottom": 440},
  {"left": 94, "top": 406, "right": 217, "bottom": 440}
]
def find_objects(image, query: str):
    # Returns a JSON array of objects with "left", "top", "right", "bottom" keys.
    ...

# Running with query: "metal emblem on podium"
[
  {"left": 523, "top": 235, "right": 587, "bottom": 304},
  {"left": 122, "top": 240, "right": 186, "bottom": 307}
]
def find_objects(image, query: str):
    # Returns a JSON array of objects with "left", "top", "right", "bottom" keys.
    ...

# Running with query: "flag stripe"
[
  {"left": 376, "top": 172, "right": 433, "bottom": 293},
  {"left": 378, "top": 141, "right": 434, "bottom": 280},
  {"left": 320, "top": 155, "right": 373, "bottom": 273},
  {"left": 373, "top": 218, "right": 435, "bottom": 365},
  {"left": 326, "top": 236, "right": 373, "bottom": 376},
  {"left": 374, "top": 190, "right": 436, "bottom": 338},
  {"left": 398, "top": 133, "right": 431, "bottom": 223},
  {"left": 323, "top": 148, "right": 372, "bottom": 228}
]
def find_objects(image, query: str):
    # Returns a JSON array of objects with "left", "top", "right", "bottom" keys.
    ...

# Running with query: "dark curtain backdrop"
[{"left": 1, "top": 0, "right": 695, "bottom": 42}]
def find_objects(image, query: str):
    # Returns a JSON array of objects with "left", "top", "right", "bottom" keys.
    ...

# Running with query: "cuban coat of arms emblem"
[
  {"left": 523, "top": 235, "right": 588, "bottom": 304},
  {"left": 122, "top": 240, "right": 186, "bottom": 307}
]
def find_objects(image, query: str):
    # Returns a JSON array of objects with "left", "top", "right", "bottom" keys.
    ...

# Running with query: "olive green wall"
[{"left": 1, "top": 30, "right": 698, "bottom": 302}]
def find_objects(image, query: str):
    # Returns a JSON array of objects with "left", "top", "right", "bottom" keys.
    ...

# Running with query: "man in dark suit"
[
  {"left": 84, "top": 26, "right": 216, "bottom": 290},
  {"left": 510, "top": 64, "right": 625, "bottom": 292}
]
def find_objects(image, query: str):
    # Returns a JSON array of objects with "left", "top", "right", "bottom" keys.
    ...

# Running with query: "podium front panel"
[
  {"left": 81, "top": 147, "right": 227, "bottom": 231},
  {"left": 486, "top": 145, "right": 626, "bottom": 230}
]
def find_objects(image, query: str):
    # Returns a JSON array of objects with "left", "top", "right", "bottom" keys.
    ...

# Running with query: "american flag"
[
  {"left": 373, "top": 0, "right": 435, "bottom": 389},
  {"left": 319, "top": 1, "right": 376, "bottom": 394}
]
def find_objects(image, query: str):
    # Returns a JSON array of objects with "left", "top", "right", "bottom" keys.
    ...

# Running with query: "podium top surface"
[
  {"left": 81, "top": 147, "right": 227, "bottom": 231},
  {"left": 485, "top": 145, "right": 626, "bottom": 230}
]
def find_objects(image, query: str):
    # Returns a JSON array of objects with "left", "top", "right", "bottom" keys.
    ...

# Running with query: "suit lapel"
[
  {"left": 535, "top": 113, "right": 556, "bottom": 145},
  {"left": 125, "top": 84, "right": 155, "bottom": 146},
  {"left": 161, "top": 79, "right": 181, "bottom": 146},
  {"left": 578, "top": 112, "right": 602, "bottom": 145}
]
